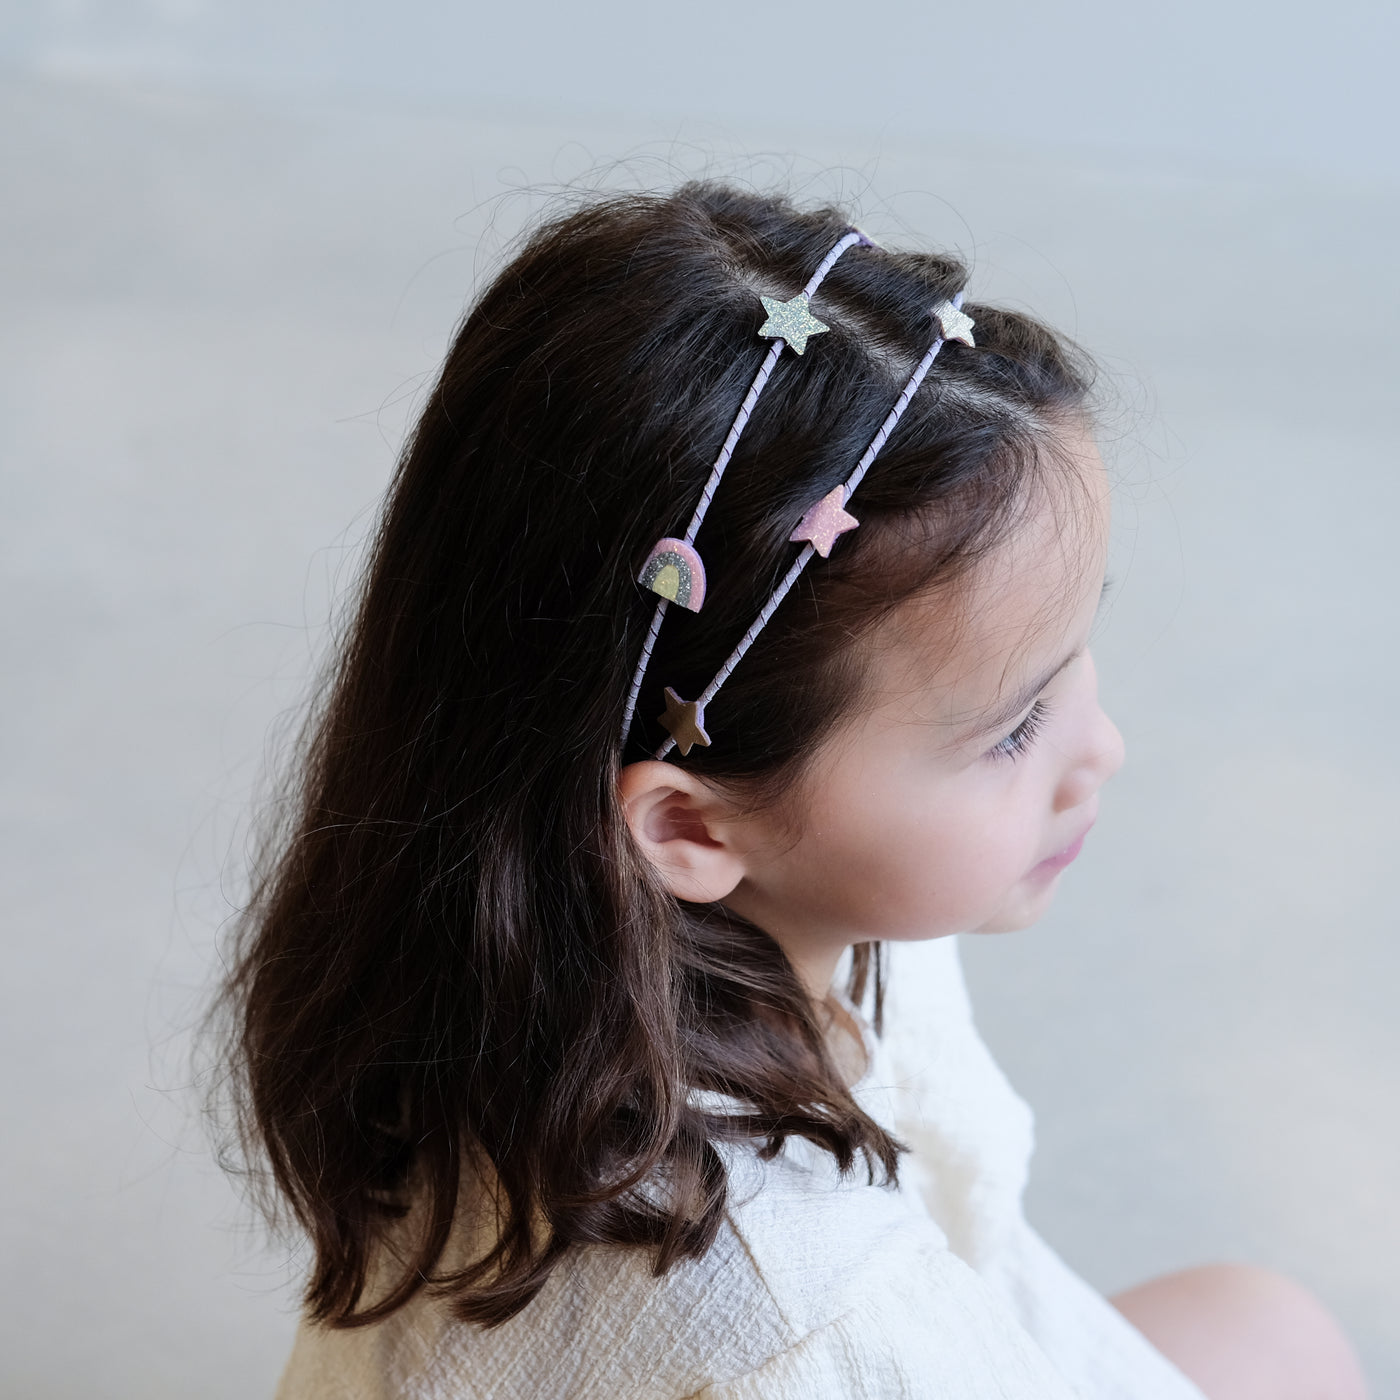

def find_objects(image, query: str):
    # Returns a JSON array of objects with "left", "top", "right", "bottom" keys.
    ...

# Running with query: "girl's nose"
[
  {"left": 1056, "top": 702, "right": 1125, "bottom": 812},
  {"left": 1090, "top": 706, "right": 1126, "bottom": 785},
  {"left": 1053, "top": 651, "right": 1125, "bottom": 811}
]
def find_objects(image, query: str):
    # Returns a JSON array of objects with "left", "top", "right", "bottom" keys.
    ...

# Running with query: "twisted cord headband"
[
  {"left": 618, "top": 229, "right": 869, "bottom": 748},
  {"left": 618, "top": 231, "right": 975, "bottom": 760}
]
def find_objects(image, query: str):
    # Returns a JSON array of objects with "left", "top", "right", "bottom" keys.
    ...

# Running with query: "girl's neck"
[{"left": 819, "top": 991, "right": 870, "bottom": 1088}]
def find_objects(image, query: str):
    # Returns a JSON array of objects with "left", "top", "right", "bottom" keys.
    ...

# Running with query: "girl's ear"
[{"left": 617, "top": 761, "right": 750, "bottom": 904}]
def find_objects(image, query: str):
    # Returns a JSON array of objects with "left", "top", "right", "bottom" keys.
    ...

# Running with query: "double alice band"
[{"left": 620, "top": 230, "right": 975, "bottom": 760}]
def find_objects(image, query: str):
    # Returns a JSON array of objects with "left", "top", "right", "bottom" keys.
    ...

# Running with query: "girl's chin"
[{"left": 971, "top": 883, "right": 1058, "bottom": 935}]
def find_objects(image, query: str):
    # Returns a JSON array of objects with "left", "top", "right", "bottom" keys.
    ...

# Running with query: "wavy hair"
[{"left": 212, "top": 182, "right": 1094, "bottom": 1328}]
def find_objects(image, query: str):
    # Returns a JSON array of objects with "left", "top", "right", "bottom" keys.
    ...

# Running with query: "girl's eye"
[{"left": 987, "top": 699, "right": 1050, "bottom": 763}]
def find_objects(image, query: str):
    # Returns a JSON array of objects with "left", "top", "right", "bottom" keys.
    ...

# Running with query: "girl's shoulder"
[
  {"left": 275, "top": 940, "right": 1058, "bottom": 1400},
  {"left": 275, "top": 1147, "right": 969, "bottom": 1400},
  {"left": 719, "top": 1127, "right": 950, "bottom": 1331}
]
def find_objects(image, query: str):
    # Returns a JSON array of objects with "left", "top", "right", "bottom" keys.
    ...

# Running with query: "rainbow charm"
[{"left": 638, "top": 537, "right": 707, "bottom": 612}]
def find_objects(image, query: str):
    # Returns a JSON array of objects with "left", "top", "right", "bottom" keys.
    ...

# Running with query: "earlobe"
[{"left": 617, "top": 761, "right": 749, "bottom": 904}]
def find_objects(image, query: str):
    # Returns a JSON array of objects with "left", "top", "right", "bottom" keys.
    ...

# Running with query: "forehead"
[{"left": 865, "top": 435, "right": 1109, "bottom": 730}]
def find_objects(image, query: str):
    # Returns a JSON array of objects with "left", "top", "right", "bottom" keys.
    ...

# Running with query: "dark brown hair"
[{"left": 213, "top": 182, "right": 1093, "bottom": 1329}]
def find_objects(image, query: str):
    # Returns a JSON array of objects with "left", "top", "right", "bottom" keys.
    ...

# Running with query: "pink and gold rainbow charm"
[{"left": 638, "top": 538, "right": 707, "bottom": 612}]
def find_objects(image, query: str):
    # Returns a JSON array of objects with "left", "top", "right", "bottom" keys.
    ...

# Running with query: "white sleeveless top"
[{"left": 275, "top": 937, "right": 1205, "bottom": 1399}]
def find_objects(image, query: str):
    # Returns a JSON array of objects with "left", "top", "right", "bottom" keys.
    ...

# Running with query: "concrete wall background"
[
  {"left": 1, "top": 5, "right": 1396, "bottom": 1395},
  {"left": 7, "top": 0, "right": 1400, "bottom": 183}
]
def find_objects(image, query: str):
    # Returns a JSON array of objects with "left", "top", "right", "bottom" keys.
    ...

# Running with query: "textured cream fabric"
[{"left": 275, "top": 937, "right": 1205, "bottom": 1399}]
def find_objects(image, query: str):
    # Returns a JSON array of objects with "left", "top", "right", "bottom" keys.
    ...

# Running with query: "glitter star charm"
[
  {"left": 789, "top": 486, "right": 860, "bottom": 557},
  {"left": 658, "top": 687, "right": 711, "bottom": 755},
  {"left": 757, "top": 292, "right": 830, "bottom": 355},
  {"left": 934, "top": 301, "right": 976, "bottom": 347}
]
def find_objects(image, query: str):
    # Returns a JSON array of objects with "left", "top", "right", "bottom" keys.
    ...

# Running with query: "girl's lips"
[{"left": 1030, "top": 823, "right": 1094, "bottom": 879}]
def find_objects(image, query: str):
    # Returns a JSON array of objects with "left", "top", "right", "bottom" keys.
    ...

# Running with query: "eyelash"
[{"left": 987, "top": 699, "right": 1050, "bottom": 763}]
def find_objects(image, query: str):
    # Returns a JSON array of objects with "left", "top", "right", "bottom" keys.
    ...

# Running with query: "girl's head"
[
  {"left": 635, "top": 418, "right": 1123, "bottom": 999},
  {"left": 221, "top": 181, "right": 1120, "bottom": 1328}
]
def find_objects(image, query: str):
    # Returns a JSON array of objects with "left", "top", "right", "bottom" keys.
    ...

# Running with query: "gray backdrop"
[{"left": 2, "top": 3, "right": 1397, "bottom": 1395}]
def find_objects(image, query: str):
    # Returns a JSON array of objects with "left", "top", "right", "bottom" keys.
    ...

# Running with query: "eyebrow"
[{"left": 962, "top": 578, "right": 1114, "bottom": 739}]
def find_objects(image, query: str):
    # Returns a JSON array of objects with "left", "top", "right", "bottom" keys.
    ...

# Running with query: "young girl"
[{"left": 218, "top": 184, "right": 1368, "bottom": 1398}]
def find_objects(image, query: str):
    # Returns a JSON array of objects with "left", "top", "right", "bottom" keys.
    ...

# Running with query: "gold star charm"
[
  {"left": 659, "top": 687, "right": 711, "bottom": 755},
  {"left": 789, "top": 486, "right": 860, "bottom": 557},
  {"left": 758, "top": 292, "right": 830, "bottom": 355},
  {"left": 934, "top": 301, "right": 976, "bottom": 347}
]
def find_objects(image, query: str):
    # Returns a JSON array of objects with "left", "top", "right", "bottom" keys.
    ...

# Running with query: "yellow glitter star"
[
  {"left": 789, "top": 486, "right": 860, "bottom": 558},
  {"left": 757, "top": 292, "right": 830, "bottom": 355},
  {"left": 934, "top": 301, "right": 976, "bottom": 347},
  {"left": 658, "top": 687, "right": 711, "bottom": 756}
]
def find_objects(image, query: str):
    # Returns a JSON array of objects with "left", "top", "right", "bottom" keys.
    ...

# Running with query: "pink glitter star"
[{"left": 789, "top": 486, "right": 860, "bottom": 558}]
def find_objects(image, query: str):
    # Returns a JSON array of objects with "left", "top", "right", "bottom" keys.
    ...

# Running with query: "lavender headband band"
[{"left": 620, "top": 230, "right": 975, "bottom": 760}]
